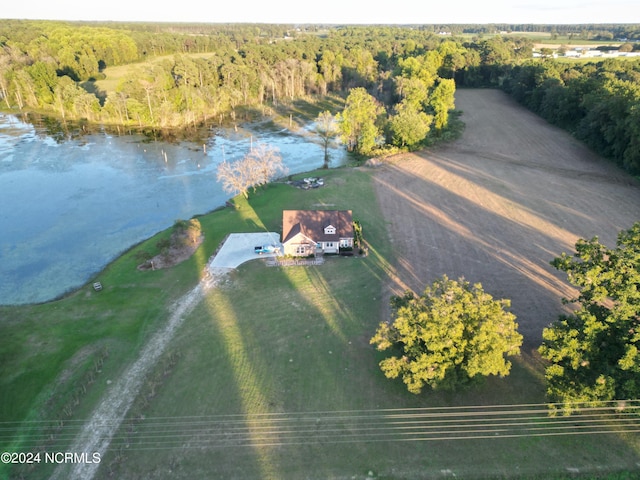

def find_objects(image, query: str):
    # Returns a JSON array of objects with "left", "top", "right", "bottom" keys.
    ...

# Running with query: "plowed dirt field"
[{"left": 373, "top": 89, "right": 640, "bottom": 349}]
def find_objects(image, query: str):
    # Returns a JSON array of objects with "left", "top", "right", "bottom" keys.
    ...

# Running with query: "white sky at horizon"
[{"left": 2, "top": 0, "right": 640, "bottom": 25}]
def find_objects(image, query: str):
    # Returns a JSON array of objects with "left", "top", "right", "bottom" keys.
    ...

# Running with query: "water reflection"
[{"left": 0, "top": 113, "right": 348, "bottom": 305}]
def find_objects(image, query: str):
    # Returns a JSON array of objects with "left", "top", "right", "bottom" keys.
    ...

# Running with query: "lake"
[{"left": 0, "top": 114, "right": 347, "bottom": 305}]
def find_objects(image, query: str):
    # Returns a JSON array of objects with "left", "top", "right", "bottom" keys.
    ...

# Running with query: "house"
[{"left": 282, "top": 210, "right": 354, "bottom": 256}]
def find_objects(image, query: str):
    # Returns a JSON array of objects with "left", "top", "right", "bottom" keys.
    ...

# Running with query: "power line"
[
  {"left": 3, "top": 401, "right": 639, "bottom": 452},
  {"left": 3, "top": 399, "right": 638, "bottom": 427}
]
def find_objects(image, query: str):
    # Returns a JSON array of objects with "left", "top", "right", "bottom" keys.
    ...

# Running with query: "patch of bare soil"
[
  {"left": 373, "top": 89, "right": 640, "bottom": 350},
  {"left": 138, "top": 234, "right": 204, "bottom": 270}
]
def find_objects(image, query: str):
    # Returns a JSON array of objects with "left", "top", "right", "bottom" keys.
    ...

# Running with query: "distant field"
[
  {"left": 458, "top": 31, "right": 621, "bottom": 45},
  {"left": 93, "top": 52, "right": 218, "bottom": 96},
  {"left": 375, "top": 89, "right": 640, "bottom": 348},
  {"left": 534, "top": 38, "right": 621, "bottom": 47},
  {"left": 534, "top": 42, "right": 622, "bottom": 48},
  {"left": 552, "top": 55, "right": 640, "bottom": 63}
]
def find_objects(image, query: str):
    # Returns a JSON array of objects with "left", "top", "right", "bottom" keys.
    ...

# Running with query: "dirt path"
[
  {"left": 51, "top": 230, "right": 279, "bottom": 479},
  {"left": 50, "top": 269, "right": 229, "bottom": 480},
  {"left": 373, "top": 89, "right": 640, "bottom": 350}
]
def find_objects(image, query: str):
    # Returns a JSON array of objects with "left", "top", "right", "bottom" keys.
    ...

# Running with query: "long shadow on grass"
[
  {"left": 195, "top": 210, "right": 462, "bottom": 474},
  {"left": 427, "top": 149, "right": 640, "bottom": 248},
  {"left": 195, "top": 269, "right": 640, "bottom": 478},
  {"left": 191, "top": 262, "right": 381, "bottom": 477},
  {"left": 114, "top": 206, "right": 640, "bottom": 478}
]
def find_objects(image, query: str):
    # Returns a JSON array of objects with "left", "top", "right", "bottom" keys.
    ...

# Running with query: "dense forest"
[
  {"left": 1, "top": 21, "right": 639, "bottom": 172},
  {"left": 500, "top": 60, "right": 640, "bottom": 174}
]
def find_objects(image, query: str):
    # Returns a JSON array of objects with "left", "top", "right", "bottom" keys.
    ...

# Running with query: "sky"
[{"left": 2, "top": 0, "right": 640, "bottom": 25}]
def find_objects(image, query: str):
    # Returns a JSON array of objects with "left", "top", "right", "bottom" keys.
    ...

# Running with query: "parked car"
[{"left": 254, "top": 245, "right": 277, "bottom": 254}]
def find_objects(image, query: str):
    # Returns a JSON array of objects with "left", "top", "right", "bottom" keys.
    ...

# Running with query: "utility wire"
[{"left": 3, "top": 401, "right": 639, "bottom": 452}]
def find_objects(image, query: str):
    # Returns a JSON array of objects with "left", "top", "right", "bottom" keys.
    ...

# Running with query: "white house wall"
[
  {"left": 320, "top": 241, "right": 338, "bottom": 254},
  {"left": 283, "top": 232, "right": 317, "bottom": 256}
]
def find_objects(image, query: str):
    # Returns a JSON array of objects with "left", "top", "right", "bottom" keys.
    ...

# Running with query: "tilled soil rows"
[{"left": 373, "top": 89, "right": 640, "bottom": 349}]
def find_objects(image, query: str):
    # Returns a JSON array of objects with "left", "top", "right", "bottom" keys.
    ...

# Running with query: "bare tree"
[
  {"left": 217, "top": 158, "right": 252, "bottom": 199},
  {"left": 246, "top": 143, "right": 288, "bottom": 189},
  {"left": 0, "top": 55, "right": 12, "bottom": 109},
  {"left": 217, "top": 143, "right": 287, "bottom": 199}
]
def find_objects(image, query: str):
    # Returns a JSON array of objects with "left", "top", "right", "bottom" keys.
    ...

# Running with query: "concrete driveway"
[{"left": 208, "top": 232, "right": 282, "bottom": 270}]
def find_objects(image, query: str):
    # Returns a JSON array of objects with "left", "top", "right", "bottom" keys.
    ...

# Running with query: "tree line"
[
  {"left": 450, "top": 45, "right": 640, "bottom": 176},
  {"left": 459, "top": 24, "right": 640, "bottom": 40},
  {"left": 1, "top": 21, "right": 639, "bottom": 170},
  {"left": 0, "top": 21, "right": 464, "bottom": 151},
  {"left": 497, "top": 59, "right": 640, "bottom": 175}
]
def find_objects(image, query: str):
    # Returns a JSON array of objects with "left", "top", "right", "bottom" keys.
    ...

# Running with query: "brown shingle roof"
[{"left": 282, "top": 210, "right": 353, "bottom": 244}]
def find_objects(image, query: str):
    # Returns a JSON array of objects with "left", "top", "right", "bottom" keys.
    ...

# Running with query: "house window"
[
  {"left": 326, "top": 242, "right": 334, "bottom": 248},
  {"left": 324, "top": 225, "right": 336, "bottom": 235},
  {"left": 296, "top": 246, "right": 306, "bottom": 255}
]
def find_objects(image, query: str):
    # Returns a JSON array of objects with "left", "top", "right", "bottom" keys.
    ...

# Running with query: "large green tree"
[
  {"left": 337, "top": 87, "right": 384, "bottom": 155},
  {"left": 388, "top": 103, "right": 432, "bottom": 148},
  {"left": 371, "top": 276, "right": 523, "bottom": 394},
  {"left": 429, "top": 78, "right": 456, "bottom": 131},
  {"left": 539, "top": 223, "right": 640, "bottom": 414}
]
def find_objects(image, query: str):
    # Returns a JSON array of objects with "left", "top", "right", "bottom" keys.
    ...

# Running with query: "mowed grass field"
[{"left": 3, "top": 89, "right": 640, "bottom": 480}]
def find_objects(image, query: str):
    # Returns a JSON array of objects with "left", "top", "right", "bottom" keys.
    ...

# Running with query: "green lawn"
[
  {"left": 0, "top": 177, "right": 259, "bottom": 476},
  {"left": 2, "top": 167, "right": 639, "bottom": 479}
]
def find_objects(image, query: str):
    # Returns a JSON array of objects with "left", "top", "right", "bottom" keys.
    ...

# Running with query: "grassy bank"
[
  {"left": 0, "top": 179, "right": 268, "bottom": 476},
  {"left": 0, "top": 167, "right": 384, "bottom": 478}
]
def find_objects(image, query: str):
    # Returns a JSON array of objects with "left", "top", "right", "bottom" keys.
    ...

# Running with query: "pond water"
[{"left": 0, "top": 114, "right": 347, "bottom": 305}]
